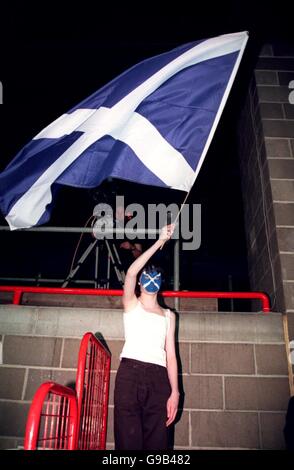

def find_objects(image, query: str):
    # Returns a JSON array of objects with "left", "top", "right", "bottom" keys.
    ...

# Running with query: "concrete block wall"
[
  {"left": 238, "top": 42, "right": 294, "bottom": 341},
  {"left": 238, "top": 72, "right": 283, "bottom": 314},
  {"left": 256, "top": 43, "right": 294, "bottom": 319},
  {"left": 0, "top": 305, "right": 291, "bottom": 449}
]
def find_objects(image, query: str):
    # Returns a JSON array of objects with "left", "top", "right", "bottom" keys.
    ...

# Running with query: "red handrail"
[
  {"left": 0, "top": 285, "right": 271, "bottom": 312},
  {"left": 76, "top": 333, "right": 111, "bottom": 449},
  {"left": 24, "top": 382, "right": 78, "bottom": 450}
]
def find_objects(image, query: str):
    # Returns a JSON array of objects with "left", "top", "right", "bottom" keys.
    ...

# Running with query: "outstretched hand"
[{"left": 159, "top": 224, "right": 175, "bottom": 246}]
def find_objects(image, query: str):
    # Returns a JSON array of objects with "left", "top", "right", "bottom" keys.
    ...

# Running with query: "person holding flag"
[{"left": 114, "top": 223, "right": 179, "bottom": 450}]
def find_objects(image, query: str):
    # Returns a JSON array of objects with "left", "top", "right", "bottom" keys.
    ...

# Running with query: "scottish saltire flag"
[{"left": 0, "top": 31, "right": 248, "bottom": 230}]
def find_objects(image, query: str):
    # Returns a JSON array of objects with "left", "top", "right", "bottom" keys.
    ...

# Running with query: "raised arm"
[{"left": 122, "top": 224, "right": 174, "bottom": 310}]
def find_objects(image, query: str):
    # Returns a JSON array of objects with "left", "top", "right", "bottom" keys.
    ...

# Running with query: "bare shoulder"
[
  {"left": 165, "top": 308, "right": 175, "bottom": 316},
  {"left": 165, "top": 308, "right": 176, "bottom": 321},
  {"left": 123, "top": 297, "right": 139, "bottom": 313}
]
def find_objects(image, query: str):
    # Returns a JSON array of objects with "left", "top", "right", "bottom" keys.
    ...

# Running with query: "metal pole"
[
  {"left": 106, "top": 249, "right": 111, "bottom": 289},
  {"left": 173, "top": 239, "right": 180, "bottom": 311},
  {"left": 0, "top": 226, "right": 159, "bottom": 235},
  {"left": 95, "top": 245, "right": 99, "bottom": 288}
]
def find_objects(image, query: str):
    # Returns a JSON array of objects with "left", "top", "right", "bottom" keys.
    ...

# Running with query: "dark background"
[{"left": 0, "top": 1, "right": 292, "bottom": 293}]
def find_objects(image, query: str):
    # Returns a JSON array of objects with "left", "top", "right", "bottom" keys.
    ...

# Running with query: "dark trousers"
[{"left": 114, "top": 358, "right": 171, "bottom": 450}]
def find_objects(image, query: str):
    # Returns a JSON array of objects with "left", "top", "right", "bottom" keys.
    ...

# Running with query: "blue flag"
[{"left": 0, "top": 31, "right": 248, "bottom": 230}]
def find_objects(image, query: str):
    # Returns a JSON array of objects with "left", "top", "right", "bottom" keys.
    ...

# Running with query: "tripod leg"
[
  {"left": 62, "top": 239, "right": 98, "bottom": 287},
  {"left": 112, "top": 244, "right": 126, "bottom": 283},
  {"left": 104, "top": 240, "right": 125, "bottom": 287}
]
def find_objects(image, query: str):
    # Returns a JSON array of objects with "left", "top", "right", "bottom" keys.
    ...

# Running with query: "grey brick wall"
[
  {"left": 0, "top": 306, "right": 290, "bottom": 450},
  {"left": 257, "top": 44, "right": 294, "bottom": 322},
  {"left": 238, "top": 42, "right": 294, "bottom": 348}
]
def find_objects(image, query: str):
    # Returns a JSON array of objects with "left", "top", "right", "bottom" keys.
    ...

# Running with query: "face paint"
[{"left": 139, "top": 270, "right": 162, "bottom": 293}]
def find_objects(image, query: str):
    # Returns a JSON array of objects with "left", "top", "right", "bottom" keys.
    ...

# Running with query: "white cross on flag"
[{"left": 0, "top": 31, "right": 248, "bottom": 230}]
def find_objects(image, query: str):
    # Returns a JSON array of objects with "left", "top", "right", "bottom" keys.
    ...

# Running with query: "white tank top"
[{"left": 120, "top": 300, "right": 171, "bottom": 367}]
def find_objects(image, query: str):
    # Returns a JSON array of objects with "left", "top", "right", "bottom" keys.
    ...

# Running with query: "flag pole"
[
  {"left": 175, "top": 190, "right": 191, "bottom": 224},
  {"left": 160, "top": 189, "right": 192, "bottom": 250}
]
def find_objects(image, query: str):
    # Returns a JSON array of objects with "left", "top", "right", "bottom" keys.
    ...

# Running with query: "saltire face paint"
[{"left": 139, "top": 270, "right": 162, "bottom": 293}]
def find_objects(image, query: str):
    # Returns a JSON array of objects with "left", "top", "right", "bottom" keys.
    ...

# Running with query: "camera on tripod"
[
  {"left": 62, "top": 188, "right": 127, "bottom": 288},
  {"left": 92, "top": 203, "right": 114, "bottom": 240}
]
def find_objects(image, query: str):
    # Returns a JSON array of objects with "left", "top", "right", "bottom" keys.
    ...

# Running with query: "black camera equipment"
[{"left": 62, "top": 199, "right": 126, "bottom": 288}]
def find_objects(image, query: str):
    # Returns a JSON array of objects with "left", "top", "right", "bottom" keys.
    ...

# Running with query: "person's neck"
[{"left": 139, "top": 292, "right": 158, "bottom": 308}]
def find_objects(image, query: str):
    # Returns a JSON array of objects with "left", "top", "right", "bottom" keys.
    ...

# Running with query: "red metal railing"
[
  {"left": 76, "top": 333, "right": 111, "bottom": 449},
  {"left": 0, "top": 285, "right": 271, "bottom": 312},
  {"left": 24, "top": 382, "right": 78, "bottom": 450}
]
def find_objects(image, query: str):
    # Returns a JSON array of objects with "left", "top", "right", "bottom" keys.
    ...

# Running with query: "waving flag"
[{"left": 0, "top": 31, "right": 248, "bottom": 230}]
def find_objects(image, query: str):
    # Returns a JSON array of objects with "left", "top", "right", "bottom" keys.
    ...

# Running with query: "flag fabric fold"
[{"left": 0, "top": 31, "right": 248, "bottom": 230}]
